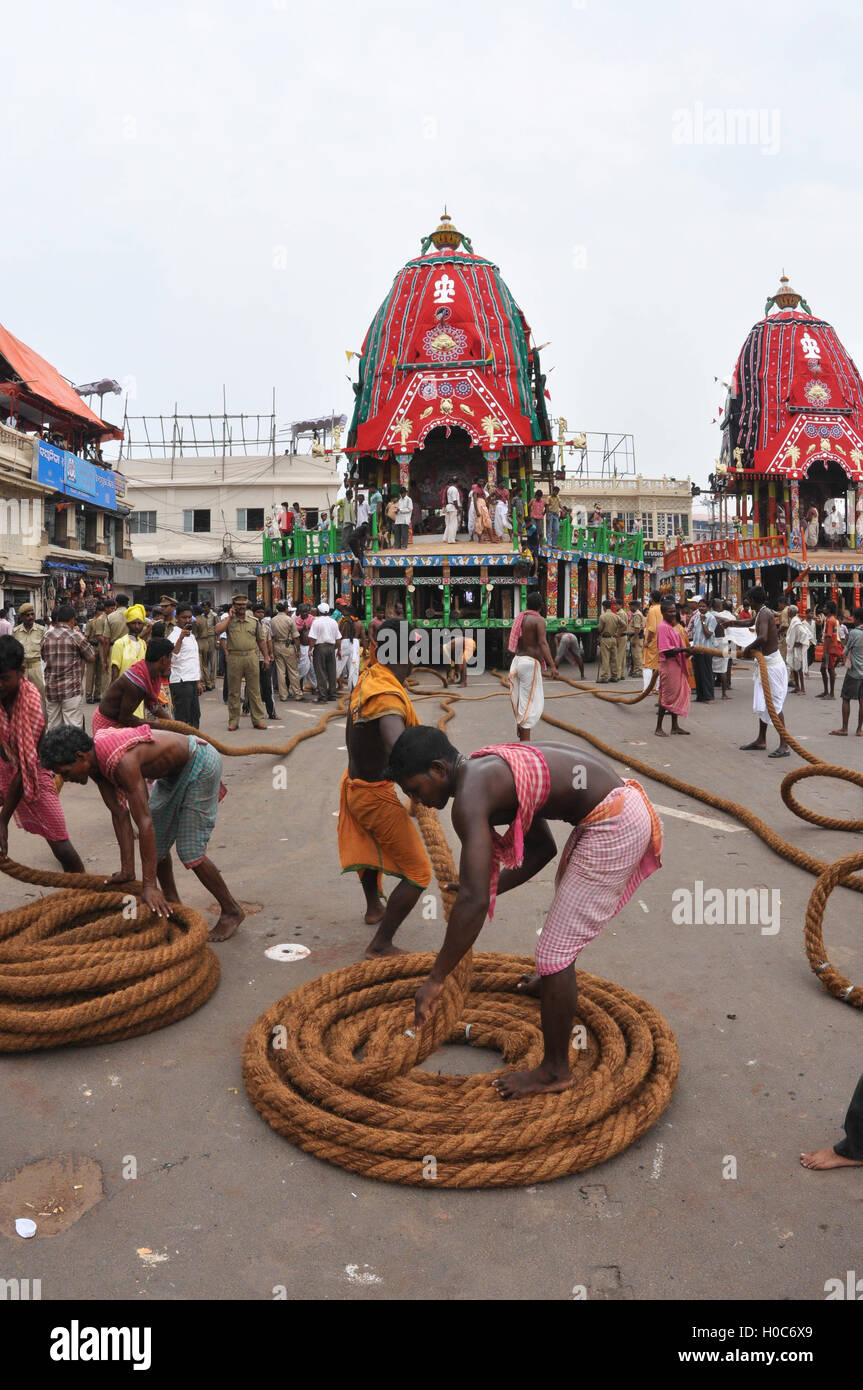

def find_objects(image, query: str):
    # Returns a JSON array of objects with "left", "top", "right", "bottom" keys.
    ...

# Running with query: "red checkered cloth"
[
  {"left": 469, "top": 744, "right": 551, "bottom": 918},
  {"left": 534, "top": 780, "right": 663, "bottom": 975},
  {"left": 0, "top": 675, "right": 68, "bottom": 841},
  {"left": 507, "top": 612, "right": 527, "bottom": 654},
  {"left": 93, "top": 724, "right": 155, "bottom": 783}
]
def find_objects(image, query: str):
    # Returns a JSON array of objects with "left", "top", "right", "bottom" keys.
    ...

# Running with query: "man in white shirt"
[
  {"left": 443, "top": 479, "right": 461, "bottom": 544},
  {"left": 394, "top": 487, "right": 413, "bottom": 548},
  {"left": 168, "top": 602, "right": 203, "bottom": 728},
  {"left": 308, "top": 601, "right": 342, "bottom": 702},
  {"left": 356, "top": 493, "right": 370, "bottom": 527}
]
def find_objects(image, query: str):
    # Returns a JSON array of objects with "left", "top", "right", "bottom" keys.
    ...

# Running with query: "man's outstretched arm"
[
  {"left": 113, "top": 760, "right": 172, "bottom": 917},
  {"left": 415, "top": 799, "right": 492, "bottom": 1024},
  {"left": 96, "top": 779, "right": 137, "bottom": 883}
]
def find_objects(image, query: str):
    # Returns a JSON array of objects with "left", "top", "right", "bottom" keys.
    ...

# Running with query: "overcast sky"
[{"left": 3, "top": 0, "right": 861, "bottom": 486}]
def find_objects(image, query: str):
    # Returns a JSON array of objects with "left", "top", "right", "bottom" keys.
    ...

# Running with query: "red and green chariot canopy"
[
  {"left": 348, "top": 214, "right": 552, "bottom": 456},
  {"left": 724, "top": 276, "right": 863, "bottom": 481}
]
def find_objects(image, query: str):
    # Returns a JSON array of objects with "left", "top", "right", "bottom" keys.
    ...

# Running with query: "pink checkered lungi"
[
  {"left": 534, "top": 780, "right": 662, "bottom": 975},
  {"left": 0, "top": 756, "right": 68, "bottom": 842}
]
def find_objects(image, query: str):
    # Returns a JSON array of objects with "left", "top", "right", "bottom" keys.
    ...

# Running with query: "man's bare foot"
[
  {"left": 515, "top": 972, "right": 541, "bottom": 996},
  {"left": 740, "top": 741, "right": 766, "bottom": 750},
  {"left": 363, "top": 903, "right": 385, "bottom": 925},
  {"left": 364, "top": 930, "right": 405, "bottom": 959},
  {"left": 800, "top": 1147, "right": 863, "bottom": 1171},
  {"left": 670, "top": 727, "right": 690, "bottom": 735},
  {"left": 209, "top": 905, "right": 245, "bottom": 941},
  {"left": 493, "top": 1066, "right": 573, "bottom": 1099},
  {"left": 830, "top": 729, "right": 848, "bottom": 736},
  {"left": 654, "top": 729, "right": 667, "bottom": 737}
]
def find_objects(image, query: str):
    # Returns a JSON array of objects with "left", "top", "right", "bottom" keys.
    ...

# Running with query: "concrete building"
[
  {"left": 125, "top": 451, "right": 343, "bottom": 608},
  {"left": 557, "top": 473, "right": 694, "bottom": 566},
  {"left": 0, "top": 421, "right": 143, "bottom": 615}
]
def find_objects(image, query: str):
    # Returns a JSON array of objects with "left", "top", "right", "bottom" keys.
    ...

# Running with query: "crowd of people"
[
  {"left": 2, "top": 573, "right": 863, "bottom": 1144},
  {"left": 262, "top": 479, "right": 584, "bottom": 564}
]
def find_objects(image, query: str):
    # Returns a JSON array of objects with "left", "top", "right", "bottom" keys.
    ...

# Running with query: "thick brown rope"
[
  {"left": 0, "top": 865, "right": 219, "bottom": 1051},
  {"left": 243, "top": 683, "right": 680, "bottom": 1188}
]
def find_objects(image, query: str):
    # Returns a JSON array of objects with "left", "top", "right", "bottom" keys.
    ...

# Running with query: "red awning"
[{"left": 0, "top": 321, "right": 122, "bottom": 440}]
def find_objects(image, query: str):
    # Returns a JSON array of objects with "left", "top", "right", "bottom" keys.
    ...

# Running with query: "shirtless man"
[
  {"left": 508, "top": 591, "right": 558, "bottom": 741},
  {"left": 338, "top": 620, "right": 432, "bottom": 955},
  {"left": 94, "top": 637, "right": 173, "bottom": 731},
  {"left": 385, "top": 728, "right": 662, "bottom": 1099},
  {"left": 39, "top": 724, "right": 244, "bottom": 940},
  {"left": 554, "top": 626, "right": 585, "bottom": 679},
  {"left": 719, "top": 585, "right": 789, "bottom": 757}
]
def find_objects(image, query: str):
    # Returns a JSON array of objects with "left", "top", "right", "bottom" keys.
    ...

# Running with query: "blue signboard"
[{"left": 34, "top": 440, "right": 118, "bottom": 510}]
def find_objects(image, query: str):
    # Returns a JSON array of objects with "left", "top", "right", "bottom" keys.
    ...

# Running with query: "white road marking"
[
  {"left": 638, "top": 900, "right": 650, "bottom": 914},
  {"left": 652, "top": 804, "right": 742, "bottom": 833},
  {"left": 344, "top": 1263, "right": 382, "bottom": 1286},
  {"left": 281, "top": 709, "right": 318, "bottom": 720},
  {"left": 651, "top": 1142, "right": 665, "bottom": 1180}
]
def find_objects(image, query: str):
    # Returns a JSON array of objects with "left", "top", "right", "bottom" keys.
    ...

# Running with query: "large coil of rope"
[
  {"left": 243, "top": 795, "right": 680, "bottom": 1187},
  {"left": 0, "top": 861, "right": 218, "bottom": 1051}
]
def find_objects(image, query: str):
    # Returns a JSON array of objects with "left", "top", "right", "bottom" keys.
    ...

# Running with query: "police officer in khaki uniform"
[
  {"left": 214, "top": 594, "right": 270, "bottom": 729},
  {"left": 195, "top": 600, "right": 217, "bottom": 690},
  {"left": 596, "top": 598, "right": 619, "bottom": 682},
  {"left": 627, "top": 600, "right": 645, "bottom": 675},
  {"left": 101, "top": 594, "right": 129, "bottom": 688},
  {"left": 270, "top": 601, "right": 301, "bottom": 700},
  {"left": 614, "top": 602, "right": 628, "bottom": 682},
  {"left": 84, "top": 602, "right": 109, "bottom": 702},
  {"left": 12, "top": 603, "right": 46, "bottom": 708}
]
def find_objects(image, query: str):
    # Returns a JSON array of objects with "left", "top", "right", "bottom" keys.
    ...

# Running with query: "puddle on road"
[{"left": 0, "top": 1155, "right": 104, "bottom": 1239}]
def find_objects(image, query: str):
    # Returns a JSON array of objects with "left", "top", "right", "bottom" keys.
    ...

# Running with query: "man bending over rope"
[
  {"left": 39, "top": 724, "right": 244, "bottom": 941},
  {"left": 338, "top": 619, "right": 432, "bottom": 956},
  {"left": 385, "top": 728, "right": 663, "bottom": 1099}
]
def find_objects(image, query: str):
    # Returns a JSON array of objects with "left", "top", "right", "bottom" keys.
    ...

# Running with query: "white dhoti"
[
  {"left": 443, "top": 504, "right": 459, "bottom": 543},
  {"left": 337, "top": 637, "right": 361, "bottom": 690},
  {"left": 298, "top": 647, "right": 317, "bottom": 689},
  {"left": 753, "top": 649, "right": 788, "bottom": 718},
  {"left": 509, "top": 654, "right": 544, "bottom": 730}
]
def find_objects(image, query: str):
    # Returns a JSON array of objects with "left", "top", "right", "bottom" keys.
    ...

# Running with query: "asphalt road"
[{"left": 1, "top": 661, "right": 861, "bottom": 1302}]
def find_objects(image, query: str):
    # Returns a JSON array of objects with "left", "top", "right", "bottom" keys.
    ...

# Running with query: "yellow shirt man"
[{"left": 110, "top": 633, "right": 147, "bottom": 717}]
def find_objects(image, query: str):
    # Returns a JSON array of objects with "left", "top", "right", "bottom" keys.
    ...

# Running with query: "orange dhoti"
[{"left": 338, "top": 771, "right": 432, "bottom": 889}]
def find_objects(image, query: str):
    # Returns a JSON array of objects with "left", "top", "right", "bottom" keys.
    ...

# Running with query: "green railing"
[
  {"left": 262, "top": 508, "right": 643, "bottom": 565},
  {"left": 262, "top": 511, "right": 380, "bottom": 565}
]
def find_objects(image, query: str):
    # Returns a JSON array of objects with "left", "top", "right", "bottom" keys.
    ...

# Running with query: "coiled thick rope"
[
  {"left": 0, "top": 863, "right": 218, "bottom": 1051},
  {"left": 242, "top": 687, "right": 680, "bottom": 1188}
]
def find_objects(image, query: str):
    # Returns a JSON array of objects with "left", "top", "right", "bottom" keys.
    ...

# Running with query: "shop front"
[
  {"left": 0, "top": 567, "right": 45, "bottom": 617},
  {"left": 143, "top": 560, "right": 221, "bottom": 608}
]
